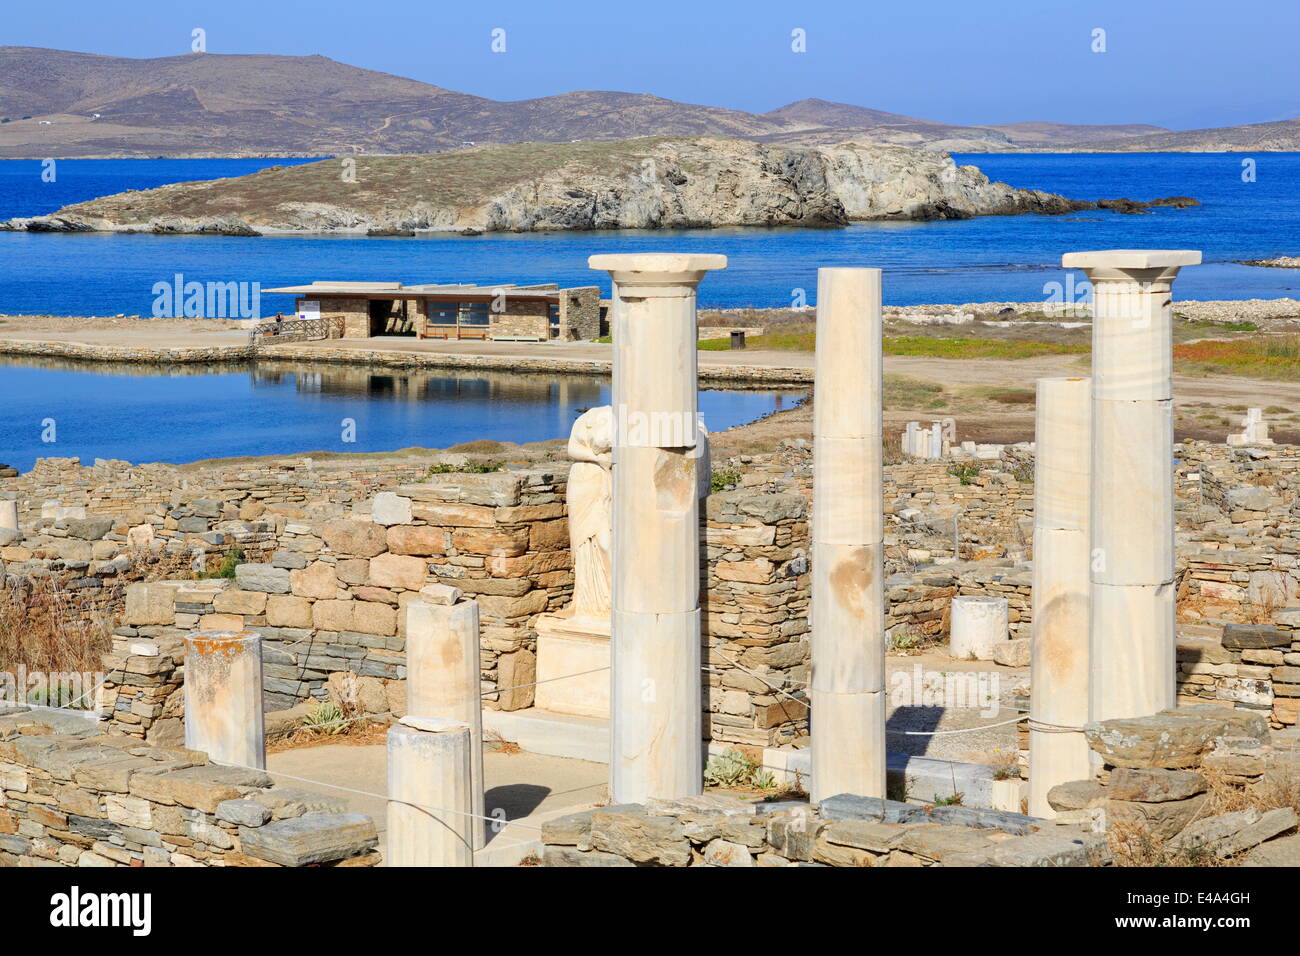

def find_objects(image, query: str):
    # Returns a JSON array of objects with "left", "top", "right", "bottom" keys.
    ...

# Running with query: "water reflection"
[{"left": 0, "top": 356, "right": 803, "bottom": 471}]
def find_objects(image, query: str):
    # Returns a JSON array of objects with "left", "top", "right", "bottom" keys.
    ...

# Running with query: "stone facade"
[
  {"left": 556, "top": 286, "right": 602, "bottom": 340},
  {"left": 0, "top": 708, "right": 379, "bottom": 868}
]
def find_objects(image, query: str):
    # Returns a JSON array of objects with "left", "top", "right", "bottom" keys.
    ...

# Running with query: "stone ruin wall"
[
  {"left": 542, "top": 704, "right": 1300, "bottom": 867},
  {"left": 3, "top": 436, "right": 1299, "bottom": 752},
  {"left": 0, "top": 708, "right": 379, "bottom": 868}
]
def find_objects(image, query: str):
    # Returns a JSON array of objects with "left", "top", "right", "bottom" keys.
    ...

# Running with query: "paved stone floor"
[{"left": 266, "top": 743, "right": 607, "bottom": 864}]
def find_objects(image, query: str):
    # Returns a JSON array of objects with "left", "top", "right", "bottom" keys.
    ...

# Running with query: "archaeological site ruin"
[{"left": 2, "top": 249, "right": 1298, "bottom": 872}]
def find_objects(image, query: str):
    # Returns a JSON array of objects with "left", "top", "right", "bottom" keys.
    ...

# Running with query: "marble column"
[
  {"left": 1061, "top": 250, "right": 1200, "bottom": 722},
  {"left": 183, "top": 630, "right": 264, "bottom": 768},
  {"left": 0, "top": 499, "right": 18, "bottom": 535},
  {"left": 387, "top": 718, "right": 475, "bottom": 867},
  {"left": 810, "top": 268, "right": 886, "bottom": 802},
  {"left": 588, "top": 252, "right": 726, "bottom": 804},
  {"left": 1029, "top": 376, "right": 1092, "bottom": 817},
  {"left": 405, "top": 597, "right": 485, "bottom": 849}
]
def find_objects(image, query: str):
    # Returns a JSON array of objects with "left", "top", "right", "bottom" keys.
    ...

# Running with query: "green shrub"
[
  {"left": 427, "top": 460, "right": 503, "bottom": 476},
  {"left": 710, "top": 468, "right": 742, "bottom": 492},
  {"left": 301, "top": 701, "right": 347, "bottom": 735},
  {"left": 703, "top": 748, "right": 778, "bottom": 790},
  {"left": 947, "top": 463, "right": 981, "bottom": 485}
]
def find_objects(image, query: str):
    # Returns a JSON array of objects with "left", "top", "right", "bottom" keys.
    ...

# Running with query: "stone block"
[
  {"left": 212, "top": 589, "right": 267, "bottom": 615},
  {"left": 1221, "top": 623, "right": 1289, "bottom": 649},
  {"left": 235, "top": 564, "right": 291, "bottom": 594},
  {"left": 371, "top": 492, "right": 413, "bottom": 526},
  {"left": 124, "top": 583, "right": 177, "bottom": 627},
  {"left": 496, "top": 648, "right": 536, "bottom": 711},
  {"left": 351, "top": 601, "right": 397, "bottom": 637},
  {"left": 589, "top": 809, "right": 690, "bottom": 866},
  {"left": 320, "top": 519, "right": 388, "bottom": 558},
  {"left": 1106, "top": 768, "right": 1207, "bottom": 803},
  {"left": 266, "top": 595, "right": 313, "bottom": 628},
  {"left": 451, "top": 527, "right": 530, "bottom": 557},
  {"left": 216, "top": 798, "right": 273, "bottom": 827},
  {"left": 238, "top": 813, "right": 377, "bottom": 866},
  {"left": 290, "top": 561, "right": 337, "bottom": 600},
  {"left": 386, "top": 525, "right": 447, "bottom": 556},
  {"left": 368, "top": 553, "right": 428, "bottom": 590}
]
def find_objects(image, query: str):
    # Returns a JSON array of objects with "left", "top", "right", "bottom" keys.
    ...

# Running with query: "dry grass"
[
  {"left": 1174, "top": 335, "right": 1300, "bottom": 380},
  {"left": 485, "top": 729, "right": 522, "bottom": 755},
  {"left": 1108, "top": 816, "right": 1227, "bottom": 867},
  {"left": 1204, "top": 764, "right": 1300, "bottom": 817},
  {"left": 1109, "top": 763, "right": 1300, "bottom": 867},
  {"left": 0, "top": 576, "right": 112, "bottom": 677}
]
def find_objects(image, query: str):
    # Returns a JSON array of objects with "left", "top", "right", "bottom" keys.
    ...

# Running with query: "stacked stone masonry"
[
  {"left": 0, "top": 708, "right": 380, "bottom": 868},
  {"left": 3, "top": 435, "right": 1299, "bottom": 747}
]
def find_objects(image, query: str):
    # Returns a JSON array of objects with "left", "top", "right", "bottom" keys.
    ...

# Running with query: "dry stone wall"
[{"left": 0, "top": 708, "right": 379, "bottom": 868}]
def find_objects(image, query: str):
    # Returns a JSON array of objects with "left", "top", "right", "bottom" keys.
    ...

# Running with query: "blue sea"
[
  {"left": 0, "top": 153, "right": 1297, "bottom": 316},
  {"left": 0, "top": 357, "right": 803, "bottom": 472}
]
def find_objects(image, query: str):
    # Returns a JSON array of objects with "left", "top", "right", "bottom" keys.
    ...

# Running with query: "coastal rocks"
[{"left": 1241, "top": 256, "right": 1300, "bottom": 268}]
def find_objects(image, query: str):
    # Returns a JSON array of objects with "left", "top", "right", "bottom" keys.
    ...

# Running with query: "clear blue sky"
[{"left": 9, "top": 0, "right": 1298, "bottom": 129}]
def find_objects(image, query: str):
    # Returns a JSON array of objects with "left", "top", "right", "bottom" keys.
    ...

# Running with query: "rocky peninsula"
[{"left": 3, "top": 137, "right": 1194, "bottom": 236}]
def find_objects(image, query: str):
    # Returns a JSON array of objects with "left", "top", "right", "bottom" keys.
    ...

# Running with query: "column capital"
[
  {"left": 1061, "top": 249, "right": 1201, "bottom": 283},
  {"left": 589, "top": 253, "right": 726, "bottom": 297}
]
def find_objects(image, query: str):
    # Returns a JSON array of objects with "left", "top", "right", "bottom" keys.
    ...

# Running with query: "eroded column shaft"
[
  {"left": 1029, "top": 376, "right": 1092, "bottom": 817},
  {"left": 810, "top": 268, "right": 886, "bottom": 802},
  {"left": 387, "top": 720, "right": 474, "bottom": 867}
]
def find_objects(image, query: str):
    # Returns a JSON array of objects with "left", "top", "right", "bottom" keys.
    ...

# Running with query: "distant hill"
[
  {"left": 0, "top": 46, "right": 1286, "bottom": 158},
  {"left": 1051, "top": 118, "right": 1300, "bottom": 152}
]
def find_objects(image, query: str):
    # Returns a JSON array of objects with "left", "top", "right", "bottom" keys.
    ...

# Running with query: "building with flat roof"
[{"left": 263, "top": 281, "right": 604, "bottom": 342}]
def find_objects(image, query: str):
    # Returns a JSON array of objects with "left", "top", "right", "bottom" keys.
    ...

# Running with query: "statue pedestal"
[{"left": 534, "top": 611, "right": 611, "bottom": 719}]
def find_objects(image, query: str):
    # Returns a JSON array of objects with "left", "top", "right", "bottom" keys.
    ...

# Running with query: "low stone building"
[{"left": 264, "top": 280, "right": 603, "bottom": 342}]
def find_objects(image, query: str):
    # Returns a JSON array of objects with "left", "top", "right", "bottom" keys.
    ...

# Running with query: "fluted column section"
[{"left": 1029, "top": 376, "right": 1092, "bottom": 817}]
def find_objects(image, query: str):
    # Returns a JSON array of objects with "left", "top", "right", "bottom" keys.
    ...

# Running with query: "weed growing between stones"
[
  {"left": 704, "top": 748, "right": 777, "bottom": 791},
  {"left": 947, "top": 463, "right": 981, "bottom": 485}
]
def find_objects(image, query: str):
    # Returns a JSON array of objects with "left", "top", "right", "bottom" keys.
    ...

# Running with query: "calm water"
[
  {"left": 0, "top": 357, "right": 803, "bottom": 472},
  {"left": 0, "top": 153, "right": 1297, "bottom": 316}
]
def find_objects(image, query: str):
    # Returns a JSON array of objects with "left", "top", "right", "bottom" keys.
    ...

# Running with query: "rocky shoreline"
[
  {"left": 1242, "top": 256, "right": 1300, "bottom": 269},
  {"left": 1, "top": 137, "right": 1197, "bottom": 236}
]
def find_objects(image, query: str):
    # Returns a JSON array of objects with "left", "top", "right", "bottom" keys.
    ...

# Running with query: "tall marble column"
[
  {"left": 810, "top": 268, "right": 886, "bottom": 802},
  {"left": 588, "top": 252, "right": 726, "bottom": 804},
  {"left": 1061, "top": 250, "right": 1200, "bottom": 722},
  {"left": 1029, "top": 376, "right": 1092, "bottom": 817},
  {"left": 183, "top": 630, "right": 264, "bottom": 768}
]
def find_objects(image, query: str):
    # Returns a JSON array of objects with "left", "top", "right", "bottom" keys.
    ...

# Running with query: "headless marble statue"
[{"left": 566, "top": 406, "right": 613, "bottom": 621}]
